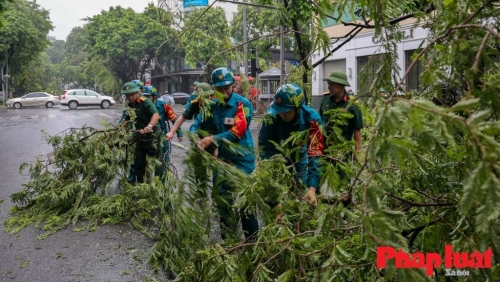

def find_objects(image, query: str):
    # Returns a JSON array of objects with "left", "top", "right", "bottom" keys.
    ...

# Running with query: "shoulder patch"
[
  {"left": 243, "top": 106, "right": 250, "bottom": 116},
  {"left": 349, "top": 95, "right": 355, "bottom": 100},
  {"left": 139, "top": 96, "right": 146, "bottom": 101}
]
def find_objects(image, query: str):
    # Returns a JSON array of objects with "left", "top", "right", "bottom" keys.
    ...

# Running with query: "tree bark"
[{"left": 283, "top": 0, "right": 311, "bottom": 105}]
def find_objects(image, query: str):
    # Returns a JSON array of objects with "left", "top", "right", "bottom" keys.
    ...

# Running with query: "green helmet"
[
  {"left": 142, "top": 85, "right": 158, "bottom": 96},
  {"left": 131, "top": 80, "right": 144, "bottom": 90},
  {"left": 121, "top": 82, "right": 140, "bottom": 94},
  {"left": 211, "top": 67, "right": 235, "bottom": 87},
  {"left": 195, "top": 82, "right": 214, "bottom": 95},
  {"left": 271, "top": 83, "right": 304, "bottom": 113},
  {"left": 323, "top": 70, "right": 350, "bottom": 87}
]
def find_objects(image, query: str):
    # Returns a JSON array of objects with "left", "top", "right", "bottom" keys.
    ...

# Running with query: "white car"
[
  {"left": 60, "top": 89, "right": 115, "bottom": 109},
  {"left": 7, "top": 92, "right": 60, "bottom": 109}
]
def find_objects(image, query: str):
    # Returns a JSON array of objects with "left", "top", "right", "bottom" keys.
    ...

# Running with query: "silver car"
[
  {"left": 60, "top": 89, "right": 115, "bottom": 109},
  {"left": 7, "top": 92, "right": 60, "bottom": 109}
]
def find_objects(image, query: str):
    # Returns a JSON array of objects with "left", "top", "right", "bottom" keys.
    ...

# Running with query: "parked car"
[
  {"left": 60, "top": 89, "right": 115, "bottom": 109},
  {"left": 171, "top": 92, "right": 191, "bottom": 105},
  {"left": 6, "top": 92, "right": 60, "bottom": 109}
]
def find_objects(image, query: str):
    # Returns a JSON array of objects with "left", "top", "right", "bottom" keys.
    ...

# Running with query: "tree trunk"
[{"left": 283, "top": 0, "right": 310, "bottom": 105}]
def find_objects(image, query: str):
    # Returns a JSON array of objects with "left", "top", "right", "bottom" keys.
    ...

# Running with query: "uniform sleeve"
[
  {"left": 350, "top": 105, "right": 364, "bottom": 129},
  {"left": 182, "top": 100, "right": 199, "bottom": 120},
  {"left": 258, "top": 114, "right": 276, "bottom": 159},
  {"left": 305, "top": 156, "right": 321, "bottom": 190},
  {"left": 319, "top": 97, "right": 325, "bottom": 117},
  {"left": 213, "top": 100, "right": 253, "bottom": 144},
  {"left": 144, "top": 99, "right": 159, "bottom": 115},
  {"left": 164, "top": 104, "right": 177, "bottom": 122},
  {"left": 306, "top": 118, "right": 324, "bottom": 190},
  {"left": 157, "top": 105, "right": 167, "bottom": 133},
  {"left": 189, "top": 111, "right": 203, "bottom": 134}
]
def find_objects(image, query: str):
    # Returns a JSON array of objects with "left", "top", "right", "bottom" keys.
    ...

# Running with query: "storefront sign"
[{"left": 372, "top": 29, "right": 414, "bottom": 44}]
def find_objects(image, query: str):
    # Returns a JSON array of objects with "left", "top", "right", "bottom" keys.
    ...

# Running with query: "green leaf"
[
  {"left": 467, "top": 109, "right": 491, "bottom": 126},
  {"left": 448, "top": 98, "right": 480, "bottom": 112},
  {"left": 459, "top": 161, "right": 486, "bottom": 214},
  {"left": 366, "top": 186, "right": 380, "bottom": 212}
]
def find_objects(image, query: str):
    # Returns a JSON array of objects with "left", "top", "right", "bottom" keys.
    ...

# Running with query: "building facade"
[{"left": 310, "top": 18, "right": 429, "bottom": 108}]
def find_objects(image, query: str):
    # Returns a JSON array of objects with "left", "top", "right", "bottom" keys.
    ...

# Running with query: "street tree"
[
  {"left": 84, "top": 4, "right": 173, "bottom": 83},
  {"left": 181, "top": 6, "right": 233, "bottom": 75},
  {"left": 0, "top": 0, "right": 14, "bottom": 29},
  {"left": 64, "top": 27, "right": 88, "bottom": 65},
  {"left": 19, "top": 53, "right": 61, "bottom": 93},
  {"left": 229, "top": 3, "right": 295, "bottom": 61},
  {"left": 46, "top": 37, "right": 66, "bottom": 64},
  {"left": 0, "top": 0, "right": 53, "bottom": 93}
]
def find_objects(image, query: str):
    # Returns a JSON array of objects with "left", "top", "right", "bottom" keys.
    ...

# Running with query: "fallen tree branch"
[{"left": 388, "top": 193, "right": 456, "bottom": 207}]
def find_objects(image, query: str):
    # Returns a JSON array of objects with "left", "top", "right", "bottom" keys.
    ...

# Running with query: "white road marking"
[
  {"left": 48, "top": 114, "right": 56, "bottom": 118},
  {"left": 11, "top": 116, "right": 20, "bottom": 120},
  {"left": 83, "top": 113, "right": 91, "bottom": 117},
  {"left": 98, "top": 113, "right": 111, "bottom": 118},
  {"left": 30, "top": 115, "right": 38, "bottom": 119},
  {"left": 112, "top": 112, "right": 122, "bottom": 116}
]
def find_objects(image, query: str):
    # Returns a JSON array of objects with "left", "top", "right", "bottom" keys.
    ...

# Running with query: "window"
[
  {"left": 24, "top": 94, "right": 36, "bottom": 98},
  {"left": 74, "top": 91, "right": 85, "bottom": 96},
  {"left": 270, "top": 80, "right": 280, "bottom": 95},
  {"left": 357, "top": 54, "right": 384, "bottom": 95},
  {"left": 405, "top": 50, "right": 424, "bottom": 92},
  {"left": 169, "top": 59, "right": 175, "bottom": 72},
  {"left": 85, "top": 90, "right": 98, "bottom": 97}
]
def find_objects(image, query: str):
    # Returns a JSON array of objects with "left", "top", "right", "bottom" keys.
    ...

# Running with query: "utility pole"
[
  {"left": 243, "top": 5, "right": 247, "bottom": 76},
  {"left": 280, "top": 26, "right": 285, "bottom": 83},
  {"left": 5, "top": 55, "right": 8, "bottom": 102},
  {"left": 1, "top": 73, "right": 4, "bottom": 105}
]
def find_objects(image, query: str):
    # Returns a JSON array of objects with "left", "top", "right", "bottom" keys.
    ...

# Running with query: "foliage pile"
[{"left": 4, "top": 0, "right": 500, "bottom": 281}]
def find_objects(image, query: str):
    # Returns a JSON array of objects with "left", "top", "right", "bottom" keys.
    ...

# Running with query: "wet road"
[
  {"left": 0, "top": 103, "right": 263, "bottom": 281},
  {"left": 0, "top": 104, "right": 194, "bottom": 282}
]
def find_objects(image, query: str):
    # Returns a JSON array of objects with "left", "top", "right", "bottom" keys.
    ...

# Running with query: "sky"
[{"left": 36, "top": 0, "right": 153, "bottom": 40}]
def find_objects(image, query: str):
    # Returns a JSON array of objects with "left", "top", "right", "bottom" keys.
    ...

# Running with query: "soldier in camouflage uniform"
[
  {"left": 121, "top": 82, "right": 163, "bottom": 183},
  {"left": 319, "top": 71, "right": 363, "bottom": 205}
]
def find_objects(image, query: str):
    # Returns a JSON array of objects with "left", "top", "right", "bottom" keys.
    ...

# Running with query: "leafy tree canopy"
[
  {"left": 181, "top": 7, "right": 233, "bottom": 73},
  {"left": 46, "top": 37, "right": 66, "bottom": 64},
  {"left": 0, "top": 0, "right": 53, "bottom": 92},
  {"left": 84, "top": 4, "right": 174, "bottom": 83},
  {"left": 0, "top": 0, "right": 14, "bottom": 29}
]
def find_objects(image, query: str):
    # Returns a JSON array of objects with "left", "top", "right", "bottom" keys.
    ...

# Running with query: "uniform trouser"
[
  {"left": 190, "top": 144, "right": 217, "bottom": 199},
  {"left": 133, "top": 132, "right": 163, "bottom": 183},
  {"left": 213, "top": 157, "right": 259, "bottom": 240},
  {"left": 129, "top": 135, "right": 170, "bottom": 182}
]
